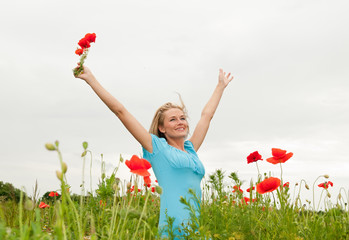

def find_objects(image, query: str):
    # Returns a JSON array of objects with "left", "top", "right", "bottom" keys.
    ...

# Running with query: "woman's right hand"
[{"left": 74, "top": 64, "right": 95, "bottom": 84}]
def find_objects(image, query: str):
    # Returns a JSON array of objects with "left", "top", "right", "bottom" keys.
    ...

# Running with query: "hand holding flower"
[{"left": 73, "top": 33, "right": 96, "bottom": 77}]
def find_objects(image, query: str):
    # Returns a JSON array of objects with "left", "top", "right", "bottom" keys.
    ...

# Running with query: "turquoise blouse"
[{"left": 142, "top": 134, "right": 205, "bottom": 237}]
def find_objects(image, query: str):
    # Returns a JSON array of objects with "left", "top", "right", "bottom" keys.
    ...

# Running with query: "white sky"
[{"left": 1, "top": 0, "right": 348, "bottom": 208}]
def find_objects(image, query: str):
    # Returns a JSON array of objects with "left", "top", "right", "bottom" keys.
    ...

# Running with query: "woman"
[{"left": 75, "top": 66, "right": 233, "bottom": 238}]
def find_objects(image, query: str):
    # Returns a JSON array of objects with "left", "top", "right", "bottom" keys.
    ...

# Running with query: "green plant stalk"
[
  {"left": 312, "top": 175, "right": 322, "bottom": 210},
  {"left": 90, "top": 151, "right": 93, "bottom": 195},
  {"left": 132, "top": 191, "right": 150, "bottom": 240},
  {"left": 56, "top": 147, "right": 84, "bottom": 239},
  {"left": 19, "top": 189, "right": 23, "bottom": 239},
  {"left": 116, "top": 191, "right": 136, "bottom": 239},
  {"left": 107, "top": 191, "right": 120, "bottom": 239}
]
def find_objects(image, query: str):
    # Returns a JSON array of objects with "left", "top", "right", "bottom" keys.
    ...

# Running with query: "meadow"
[{"left": 0, "top": 141, "right": 348, "bottom": 239}]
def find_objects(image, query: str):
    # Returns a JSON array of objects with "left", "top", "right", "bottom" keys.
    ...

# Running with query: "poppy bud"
[
  {"left": 81, "top": 151, "right": 87, "bottom": 157},
  {"left": 119, "top": 154, "right": 124, "bottom": 163},
  {"left": 324, "top": 174, "right": 329, "bottom": 179},
  {"left": 62, "top": 162, "right": 68, "bottom": 173},
  {"left": 56, "top": 170, "right": 63, "bottom": 180},
  {"left": 305, "top": 184, "right": 309, "bottom": 190},
  {"left": 115, "top": 178, "right": 120, "bottom": 184},
  {"left": 127, "top": 182, "right": 132, "bottom": 189},
  {"left": 45, "top": 143, "right": 56, "bottom": 151},
  {"left": 179, "top": 196, "right": 185, "bottom": 204},
  {"left": 113, "top": 183, "right": 118, "bottom": 191},
  {"left": 155, "top": 186, "right": 163, "bottom": 194},
  {"left": 338, "top": 193, "right": 342, "bottom": 200},
  {"left": 101, "top": 173, "right": 106, "bottom": 180},
  {"left": 83, "top": 141, "right": 88, "bottom": 150},
  {"left": 327, "top": 192, "right": 331, "bottom": 198},
  {"left": 295, "top": 183, "right": 299, "bottom": 186}
]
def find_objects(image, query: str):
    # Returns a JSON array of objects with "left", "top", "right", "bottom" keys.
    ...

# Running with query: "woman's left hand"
[{"left": 218, "top": 68, "right": 234, "bottom": 88}]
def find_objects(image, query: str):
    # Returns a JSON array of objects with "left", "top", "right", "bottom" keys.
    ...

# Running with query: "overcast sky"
[{"left": 1, "top": 0, "right": 348, "bottom": 208}]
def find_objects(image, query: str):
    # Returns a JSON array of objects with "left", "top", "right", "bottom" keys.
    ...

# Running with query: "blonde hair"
[{"left": 149, "top": 95, "right": 188, "bottom": 139}]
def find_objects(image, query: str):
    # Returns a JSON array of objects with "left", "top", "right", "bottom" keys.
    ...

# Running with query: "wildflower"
[
  {"left": 125, "top": 155, "right": 151, "bottom": 177},
  {"left": 247, "top": 151, "right": 263, "bottom": 164},
  {"left": 266, "top": 148, "right": 293, "bottom": 164},
  {"left": 78, "top": 38, "right": 91, "bottom": 49},
  {"left": 283, "top": 182, "right": 290, "bottom": 188},
  {"left": 75, "top": 48, "right": 84, "bottom": 56},
  {"left": 39, "top": 201, "right": 50, "bottom": 209},
  {"left": 144, "top": 176, "right": 151, "bottom": 185},
  {"left": 246, "top": 187, "right": 255, "bottom": 192},
  {"left": 49, "top": 191, "right": 59, "bottom": 197},
  {"left": 232, "top": 185, "right": 243, "bottom": 193},
  {"left": 256, "top": 177, "right": 281, "bottom": 194},
  {"left": 318, "top": 181, "right": 333, "bottom": 189},
  {"left": 241, "top": 197, "right": 256, "bottom": 205},
  {"left": 84, "top": 33, "right": 96, "bottom": 43},
  {"left": 242, "top": 197, "right": 250, "bottom": 204},
  {"left": 151, "top": 187, "right": 155, "bottom": 193},
  {"left": 125, "top": 155, "right": 152, "bottom": 185}
]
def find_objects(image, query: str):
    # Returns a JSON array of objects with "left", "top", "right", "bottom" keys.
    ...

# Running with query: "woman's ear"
[{"left": 158, "top": 126, "right": 165, "bottom": 134}]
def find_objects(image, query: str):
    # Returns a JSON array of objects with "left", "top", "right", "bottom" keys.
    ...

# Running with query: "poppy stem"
[
  {"left": 279, "top": 163, "right": 283, "bottom": 184},
  {"left": 255, "top": 162, "right": 261, "bottom": 181}
]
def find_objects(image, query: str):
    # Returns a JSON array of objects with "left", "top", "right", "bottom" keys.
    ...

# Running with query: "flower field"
[{"left": 0, "top": 142, "right": 348, "bottom": 239}]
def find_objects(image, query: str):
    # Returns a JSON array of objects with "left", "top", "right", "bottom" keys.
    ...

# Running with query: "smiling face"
[{"left": 158, "top": 108, "right": 188, "bottom": 140}]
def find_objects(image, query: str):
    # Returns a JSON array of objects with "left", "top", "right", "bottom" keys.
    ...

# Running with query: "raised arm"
[
  {"left": 75, "top": 65, "right": 153, "bottom": 152},
  {"left": 189, "top": 68, "right": 234, "bottom": 151}
]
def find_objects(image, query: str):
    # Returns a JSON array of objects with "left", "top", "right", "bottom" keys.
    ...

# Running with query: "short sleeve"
[{"left": 142, "top": 134, "right": 166, "bottom": 163}]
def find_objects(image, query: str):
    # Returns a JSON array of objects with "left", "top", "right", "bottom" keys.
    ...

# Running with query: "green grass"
[{"left": 0, "top": 142, "right": 348, "bottom": 239}]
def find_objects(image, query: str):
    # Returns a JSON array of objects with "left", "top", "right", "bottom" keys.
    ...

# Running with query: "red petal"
[
  {"left": 257, "top": 177, "right": 281, "bottom": 194},
  {"left": 266, "top": 157, "right": 280, "bottom": 164},
  {"left": 271, "top": 148, "right": 287, "bottom": 158},
  {"left": 131, "top": 169, "right": 150, "bottom": 177},
  {"left": 280, "top": 152, "right": 293, "bottom": 163},
  {"left": 144, "top": 176, "right": 151, "bottom": 185}
]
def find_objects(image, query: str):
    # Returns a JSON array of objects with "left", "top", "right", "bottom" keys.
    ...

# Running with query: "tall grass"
[{"left": 0, "top": 142, "right": 348, "bottom": 239}]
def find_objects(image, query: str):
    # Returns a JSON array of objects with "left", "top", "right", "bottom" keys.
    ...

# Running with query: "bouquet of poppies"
[{"left": 73, "top": 33, "right": 96, "bottom": 77}]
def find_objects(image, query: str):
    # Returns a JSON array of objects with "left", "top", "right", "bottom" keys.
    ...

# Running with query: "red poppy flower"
[
  {"left": 49, "top": 191, "right": 59, "bottom": 197},
  {"left": 125, "top": 155, "right": 151, "bottom": 177},
  {"left": 318, "top": 181, "right": 333, "bottom": 189},
  {"left": 256, "top": 177, "right": 281, "bottom": 194},
  {"left": 247, "top": 151, "right": 263, "bottom": 164},
  {"left": 39, "top": 201, "right": 49, "bottom": 209},
  {"left": 75, "top": 48, "right": 84, "bottom": 56},
  {"left": 85, "top": 33, "right": 96, "bottom": 43},
  {"left": 241, "top": 197, "right": 256, "bottom": 204},
  {"left": 246, "top": 186, "right": 255, "bottom": 192},
  {"left": 283, "top": 182, "right": 290, "bottom": 188},
  {"left": 266, "top": 148, "right": 293, "bottom": 164},
  {"left": 151, "top": 187, "right": 155, "bottom": 193},
  {"left": 232, "top": 185, "right": 243, "bottom": 193},
  {"left": 143, "top": 176, "right": 151, "bottom": 185},
  {"left": 78, "top": 37, "right": 91, "bottom": 49}
]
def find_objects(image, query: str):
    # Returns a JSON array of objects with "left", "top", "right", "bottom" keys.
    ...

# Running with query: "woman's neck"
[{"left": 166, "top": 137, "right": 186, "bottom": 152}]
